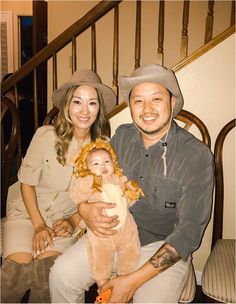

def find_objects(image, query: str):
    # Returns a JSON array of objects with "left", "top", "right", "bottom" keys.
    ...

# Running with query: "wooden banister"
[
  {"left": 174, "top": 25, "right": 235, "bottom": 72},
  {"left": 107, "top": 25, "right": 235, "bottom": 121},
  {"left": 52, "top": 52, "right": 58, "bottom": 90},
  {"left": 134, "top": 0, "right": 141, "bottom": 69},
  {"left": 231, "top": 0, "right": 235, "bottom": 26},
  {"left": 33, "top": 68, "right": 39, "bottom": 129},
  {"left": 112, "top": 5, "right": 119, "bottom": 96},
  {"left": 91, "top": 23, "right": 97, "bottom": 72},
  {"left": 180, "top": 0, "right": 189, "bottom": 60},
  {"left": 1, "top": 0, "right": 122, "bottom": 95},
  {"left": 157, "top": 0, "right": 165, "bottom": 65},
  {"left": 205, "top": 0, "right": 215, "bottom": 44},
  {"left": 72, "top": 37, "right": 77, "bottom": 73}
]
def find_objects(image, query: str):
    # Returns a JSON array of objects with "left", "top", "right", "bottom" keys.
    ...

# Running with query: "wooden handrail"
[{"left": 1, "top": 0, "right": 122, "bottom": 95}]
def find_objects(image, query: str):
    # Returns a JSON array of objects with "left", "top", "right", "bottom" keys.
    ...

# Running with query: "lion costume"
[{"left": 70, "top": 138, "right": 144, "bottom": 284}]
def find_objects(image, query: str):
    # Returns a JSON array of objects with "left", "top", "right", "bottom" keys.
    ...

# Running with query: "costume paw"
[
  {"left": 125, "top": 180, "right": 144, "bottom": 202},
  {"left": 95, "top": 289, "right": 111, "bottom": 303}
]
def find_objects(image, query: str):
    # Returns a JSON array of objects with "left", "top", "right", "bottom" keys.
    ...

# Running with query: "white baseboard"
[{"left": 195, "top": 271, "right": 202, "bottom": 285}]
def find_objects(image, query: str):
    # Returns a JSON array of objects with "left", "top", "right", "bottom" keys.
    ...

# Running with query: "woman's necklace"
[
  {"left": 76, "top": 132, "right": 91, "bottom": 150},
  {"left": 67, "top": 133, "right": 91, "bottom": 165}
]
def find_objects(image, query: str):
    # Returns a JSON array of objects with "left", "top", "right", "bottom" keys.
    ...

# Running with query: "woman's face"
[{"left": 69, "top": 85, "right": 100, "bottom": 133}]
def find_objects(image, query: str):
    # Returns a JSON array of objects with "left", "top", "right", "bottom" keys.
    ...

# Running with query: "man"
[{"left": 49, "top": 64, "right": 214, "bottom": 303}]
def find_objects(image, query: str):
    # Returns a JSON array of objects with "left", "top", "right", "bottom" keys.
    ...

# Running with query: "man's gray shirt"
[{"left": 110, "top": 121, "right": 214, "bottom": 261}]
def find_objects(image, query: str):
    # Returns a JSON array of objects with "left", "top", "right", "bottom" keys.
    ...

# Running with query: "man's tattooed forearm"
[{"left": 149, "top": 243, "right": 180, "bottom": 272}]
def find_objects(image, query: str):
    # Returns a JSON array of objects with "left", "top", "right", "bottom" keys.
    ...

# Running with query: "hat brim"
[
  {"left": 119, "top": 70, "right": 184, "bottom": 117},
  {"left": 52, "top": 81, "right": 116, "bottom": 114}
]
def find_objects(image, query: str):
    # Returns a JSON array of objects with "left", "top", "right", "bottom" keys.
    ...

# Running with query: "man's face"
[{"left": 129, "top": 82, "right": 175, "bottom": 136}]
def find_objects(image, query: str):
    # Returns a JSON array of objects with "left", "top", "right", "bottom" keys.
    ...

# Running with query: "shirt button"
[{"left": 140, "top": 176, "right": 143, "bottom": 180}]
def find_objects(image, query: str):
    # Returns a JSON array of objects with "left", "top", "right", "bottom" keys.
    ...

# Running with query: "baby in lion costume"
[{"left": 70, "top": 138, "right": 144, "bottom": 288}]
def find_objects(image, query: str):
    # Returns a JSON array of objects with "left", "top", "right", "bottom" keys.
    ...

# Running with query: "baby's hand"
[{"left": 125, "top": 180, "right": 144, "bottom": 202}]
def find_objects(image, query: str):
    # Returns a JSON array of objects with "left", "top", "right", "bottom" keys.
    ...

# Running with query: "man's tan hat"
[
  {"left": 119, "top": 64, "right": 184, "bottom": 117},
  {"left": 52, "top": 69, "right": 116, "bottom": 114}
]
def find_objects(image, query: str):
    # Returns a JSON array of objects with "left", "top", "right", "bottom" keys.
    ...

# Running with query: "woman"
[{"left": 1, "top": 69, "right": 116, "bottom": 303}]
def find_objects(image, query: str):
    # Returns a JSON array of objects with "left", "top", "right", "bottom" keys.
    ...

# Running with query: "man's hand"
[
  {"left": 78, "top": 201, "right": 119, "bottom": 237},
  {"left": 99, "top": 274, "right": 137, "bottom": 303},
  {"left": 99, "top": 243, "right": 181, "bottom": 302}
]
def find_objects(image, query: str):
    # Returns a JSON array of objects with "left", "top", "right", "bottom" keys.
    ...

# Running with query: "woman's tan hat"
[
  {"left": 52, "top": 69, "right": 117, "bottom": 114},
  {"left": 119, "top": 64, "right": 184, "bottom": 117}
]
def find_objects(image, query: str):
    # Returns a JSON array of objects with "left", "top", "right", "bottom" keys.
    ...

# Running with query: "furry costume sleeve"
[{"left": 70, "top": 175, "right": 94, "bottom": 205}]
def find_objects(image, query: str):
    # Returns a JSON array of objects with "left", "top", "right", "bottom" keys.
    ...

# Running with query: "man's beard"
[{"left": 136, "top": 125, "right": 162, "bottom": 135}]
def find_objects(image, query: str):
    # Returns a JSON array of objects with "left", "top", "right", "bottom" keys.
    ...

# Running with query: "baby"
[{"left": 70, "top": 138, "right": 144, "bottom": 288}]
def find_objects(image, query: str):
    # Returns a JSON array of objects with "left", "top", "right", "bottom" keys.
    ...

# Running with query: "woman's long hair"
[{"left": 54, "top": 85, "right": 110, "bottom": 165}]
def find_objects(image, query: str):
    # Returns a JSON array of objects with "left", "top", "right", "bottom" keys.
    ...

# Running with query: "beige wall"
[
  {"left": 110, "top": 34, "right": 235, "bottom": 274},
  {"left": 1, "top": 1, "right": 32, "bottom": 70}
]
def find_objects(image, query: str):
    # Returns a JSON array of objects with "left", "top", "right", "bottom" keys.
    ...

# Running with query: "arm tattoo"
[{"left": 149, "top": 243, "right": 180, "bottom": 273}]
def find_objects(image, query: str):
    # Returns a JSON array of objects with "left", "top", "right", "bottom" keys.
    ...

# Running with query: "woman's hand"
[
  {"left": 33, "top": 224, "right": 55, "bottom": 254},
  {"left": 52, "top": 218, "right": 74, "bottom": 237},
  {"left": 78, "top": 201, "right": 119, "bottom": 237}
]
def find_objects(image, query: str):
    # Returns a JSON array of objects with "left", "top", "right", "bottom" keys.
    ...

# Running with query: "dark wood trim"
[{"left": 107, "top": 101, "right": 127, "bottom": 119}]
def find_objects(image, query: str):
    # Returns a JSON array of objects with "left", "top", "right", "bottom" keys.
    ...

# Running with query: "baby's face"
[{"left": 86, "top": 149, "right": 115, "bottom": 177}]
